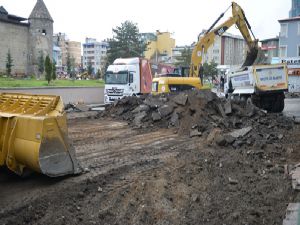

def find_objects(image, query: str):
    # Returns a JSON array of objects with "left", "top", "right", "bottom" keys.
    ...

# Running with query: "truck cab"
[{"left": 104, "top": 58, "right": 152, "bottom": 104}]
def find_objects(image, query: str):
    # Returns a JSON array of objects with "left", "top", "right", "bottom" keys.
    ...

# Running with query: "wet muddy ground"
[{"left": 1, "top": 115, "right": 300, "bottom": 225}]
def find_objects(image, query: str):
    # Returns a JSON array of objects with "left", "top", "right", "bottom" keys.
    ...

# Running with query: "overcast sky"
[{"left": 1, "top": 0, "right": 291, "bottom": 46}]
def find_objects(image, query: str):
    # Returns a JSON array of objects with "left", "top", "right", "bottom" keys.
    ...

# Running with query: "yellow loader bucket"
[{"left": 0, "top": 93, "right": 81, "bottom": 177}]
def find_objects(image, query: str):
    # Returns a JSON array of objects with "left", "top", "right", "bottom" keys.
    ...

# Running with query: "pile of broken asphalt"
[{"left": 101, "top": 90, "right": 297, "bottom": 150}]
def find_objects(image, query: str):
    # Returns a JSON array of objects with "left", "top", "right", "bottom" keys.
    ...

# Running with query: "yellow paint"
[
  {"left": 253, "top": 64, "right": 288, "bottom": 91},
  {"left": 152, "top": 77, "right": 210, "bottom": 94},
  {"left": 144, "top": 31, "right": 175, "bottom": 60},
  {"left": 0, "top": 93, "right": 75, "bottom": 177}
]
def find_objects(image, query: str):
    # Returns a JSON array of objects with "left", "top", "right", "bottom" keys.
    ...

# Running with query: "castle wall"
[
  {"left": 0, "top": 21, "right": 29, "bottom": 76},
  {"left": 28, "top": 18, "right": 53, "bottom": 75}
]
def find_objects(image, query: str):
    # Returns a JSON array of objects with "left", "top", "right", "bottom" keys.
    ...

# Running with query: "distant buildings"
[
  {"left": 82, "top": 38, "right": 108, "bottom": 74},
  {"left": 275, "top": 0, "right": 300, "bottom": 93},
  {"left": 53, "top": 45, "right": 62, "bottom": 70},
  {"left": 171, "top": 45, "right": 193, "bottom": 64},
  {"left": 290, "top": 0, "right": 300, "bottom": 18},
  {"left": 68, "top": 41, "right": 81, "bottom": 67},
  {"left": 261, "top": 37, "right": 279, "bottom": 63},
  {"left": 142, "top": 31, "right": 175, "bottom": 63},
  {"left": 53, "top": 33, "right": 81, "bottom": 72},
  {"left": 203, "top": 32, "right": 247, "bottom": 66},
  {"left": 278, "top": 17, "right": 300, "bottom": 58},
  {"left": 0, "top": 0, "right": 53, "bottom": 76}
]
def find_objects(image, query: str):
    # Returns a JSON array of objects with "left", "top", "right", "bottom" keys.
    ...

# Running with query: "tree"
[
  {"left": 174, "top": 47, "right": 192, "bottom": 66},
  {"left": 96, "top": 69, "right": 101, "bottom": 79},
  {"left": 87, "top": 60, "right": 93, "bottom": 76},
  {"left": 52, "top": 61, "right": 57, "bottom": 80},
  {"left": 44, "top": 55, "right": 52, "bottom": 84},
  {"left": 66, "top": 53, "right": 72, "bottom": 75},
  {"left": 107, "top": 20, "right": 146, "bottom": 64},
  {"left": 38, "top": 51, "right": 44, "bottom": 75},
  {"left": 203, "top": 60, "right": 218, "bottom": 81},
  {"left": 6, "top": 49, "right": 13, "bottom": 76}
]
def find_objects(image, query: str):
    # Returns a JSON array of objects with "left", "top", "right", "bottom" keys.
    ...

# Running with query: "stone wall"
[
  {"left": 0, "top": 21, "right": 29, "bottom": 75},
  {"left": 28, "top": 18, "right": 53, "bottom": 75}
]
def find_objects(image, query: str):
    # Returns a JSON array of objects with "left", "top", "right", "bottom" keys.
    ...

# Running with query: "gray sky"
[{"left": 1, "top": 0, "right": 291, "bottom": 46}]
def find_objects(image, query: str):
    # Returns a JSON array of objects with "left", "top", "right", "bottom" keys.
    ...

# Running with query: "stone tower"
[{"left": 28, "top": 0, "right": 53, "bottom": 76}]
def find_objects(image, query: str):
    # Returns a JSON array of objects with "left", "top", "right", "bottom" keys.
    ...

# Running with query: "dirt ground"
[{"left": 1, "top": 113, "right": 300, "bottom": 225}]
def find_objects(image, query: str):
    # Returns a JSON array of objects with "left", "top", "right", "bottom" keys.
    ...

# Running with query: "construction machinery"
[
  {"left": 153, "top": 2, "right": 261, "bottom": 94},
  {"left": 0, "top": 93, "right": 81, "bottom": 177},
  {"left": 104, "top": 58, "right": 152, "bottom": 104},
  {"left": 152, "top": 2, "right": 288, "bottom": 112}
]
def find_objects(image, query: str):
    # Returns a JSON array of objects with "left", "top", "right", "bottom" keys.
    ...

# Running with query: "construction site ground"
[{"left": 1, "top": 95, "right": 300, "bottom": 225}]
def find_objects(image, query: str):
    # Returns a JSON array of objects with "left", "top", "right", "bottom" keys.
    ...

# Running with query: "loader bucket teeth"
[{"left": 0, "top": 93, "right": 81, "bottom": 177}]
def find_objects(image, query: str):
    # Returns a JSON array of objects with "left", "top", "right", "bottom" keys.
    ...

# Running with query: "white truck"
[
  {"left": 225, "top": 64, "right": 288, "bottom": 112},
  {"left": 104, "top": 58, "right": 153, "bottom": 104}
]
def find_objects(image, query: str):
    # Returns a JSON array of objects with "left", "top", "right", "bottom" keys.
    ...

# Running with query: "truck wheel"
[{"left": 271, "top": 93, "right": 285, "bottom": 113}]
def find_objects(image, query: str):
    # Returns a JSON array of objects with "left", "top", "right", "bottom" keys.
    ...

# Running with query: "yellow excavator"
[
  {"left": 0, "top": 93, "right": 81, "bottom": 177},
  {"left": 152, "top": 2, "right": 263, "bottom": 94}
]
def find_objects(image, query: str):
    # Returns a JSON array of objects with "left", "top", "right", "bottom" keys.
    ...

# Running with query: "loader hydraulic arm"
[{"left": 190, "top": 2, "right": 258, "bottom": 77}]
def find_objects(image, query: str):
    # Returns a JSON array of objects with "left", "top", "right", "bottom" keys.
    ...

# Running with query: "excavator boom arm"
[{"left": 190, "top": 2, "right": 258, "bottom": 77}]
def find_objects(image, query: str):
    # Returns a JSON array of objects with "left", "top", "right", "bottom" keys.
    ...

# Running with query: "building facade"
[
  {"left": 261, "top": 37, "right": 279, "bottom": 63},
  {"left": 278, "top": 16, "right": 300, "bottom": 92},
  {"left": 82, "top": 38, "right": 108, "bottom": 74},
  {"left": 203, "top": 32, "right": 247, "bottom": 66},
  {"left": 278, "top": 17, "right": 300, "bottom": 58},
  {"left": 0, "top": 0, "right": 53, "bottom": 76},
  {"left": 68, "top": 41, "right": 81, "bottom": 67},
  {"left": 290, "top": 0, "right": 300, "bottom": 18},
  {"left": 53, "top": 33, "right": 82, "bottom": 71},
  {"left": 53, "top": 45, "right": 62, "bottom": 72},
  {"left": 142, "top": 31, "right": 175, "bottom": 63}
]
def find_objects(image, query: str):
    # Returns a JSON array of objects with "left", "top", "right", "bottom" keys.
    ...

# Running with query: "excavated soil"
[{"left": 1, "top": 91, "right": 300, "bottom": 225}]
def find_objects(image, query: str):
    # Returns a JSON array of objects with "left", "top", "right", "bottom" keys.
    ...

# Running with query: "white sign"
[
  {"left": 280, "top": 57, "right": 300, "bottom": 66},
  {"left": 256, "top": 67, "right": 285, "bottom": 87}
]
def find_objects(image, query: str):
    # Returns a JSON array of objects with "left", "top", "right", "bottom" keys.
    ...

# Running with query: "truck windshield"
[{"left": 105, "top": 71, "right": 128, "bottom": 84}]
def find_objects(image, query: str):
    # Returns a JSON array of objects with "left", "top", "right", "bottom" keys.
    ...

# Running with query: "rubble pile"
[{"left": 102, "top": 90, "right": 295, "bottom": 149}]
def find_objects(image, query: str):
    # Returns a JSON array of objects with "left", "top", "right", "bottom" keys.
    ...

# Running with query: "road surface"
[
  {"left": 0, "top": 87, "right": 104, "bottom": 104},
  {"left": 284, "top": 98, "right": 300, "bottom": 120}
]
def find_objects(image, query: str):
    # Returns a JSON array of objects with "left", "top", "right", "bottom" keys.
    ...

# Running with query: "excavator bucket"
[
  {"left": 0, "top": 93, "right": 81, "bottom": 177},
  {"left": 242, "top": 48, "right": 267, "bottom": 67}
]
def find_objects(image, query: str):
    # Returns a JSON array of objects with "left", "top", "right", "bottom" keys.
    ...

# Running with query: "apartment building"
[{"left": 82, "top": 38, "right": 108, "bottom": 74}]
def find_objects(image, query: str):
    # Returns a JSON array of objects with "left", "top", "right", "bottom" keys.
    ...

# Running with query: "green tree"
[
  {"left": 96, "top": 69, "right": 101, "bottom": 79},
  {"left": 87, "top": 60, "right": 93, "bottom": 76},
  {"left": 66, "top": 53, "right": 72, "bottom": 75},
  {"left": 174, "top": 47, "right": 192, "bottom": 67},
  {"left": 44, "top": 55, "right": 52, "bottom": 84},
  {"left": 52, "top": 61, "right": 57, "bottom": 80},
  {"left": 107, "top": 20, "right": 146, "bottom": 64},
  {"left": 38, "top": 51, "right": 44, "bottom": 75},
  {"left": 6, "top": 49, "right": 13, "bottom": 76},
  {"left": 203, "top": 60, "right": 218, "bottom": 81}
]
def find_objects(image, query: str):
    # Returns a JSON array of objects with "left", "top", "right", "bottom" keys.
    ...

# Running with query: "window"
[
  {"left": 298, "top": 23, "right": 300, "bottom": 35},
  {"left": 42, "top": 29, "right": 46, "bottom": 35},
  {"left": 280, "top": 24, "right": 288, "bottom": 37},
  {"left": 279, "top": 46, "right": 287, "bottom": 57},
  {"left": 298, "top": 45, "right": 300, "bottom": 57}
]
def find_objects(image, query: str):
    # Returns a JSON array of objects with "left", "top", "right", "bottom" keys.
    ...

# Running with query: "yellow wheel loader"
[{"left": 0, "top": 93, "right": 81, "bottom": 177}]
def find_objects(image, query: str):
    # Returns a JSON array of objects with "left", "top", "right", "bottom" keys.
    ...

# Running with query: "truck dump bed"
[{"left": 230, "top": 64, "right": 288, "bottom": 95}]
